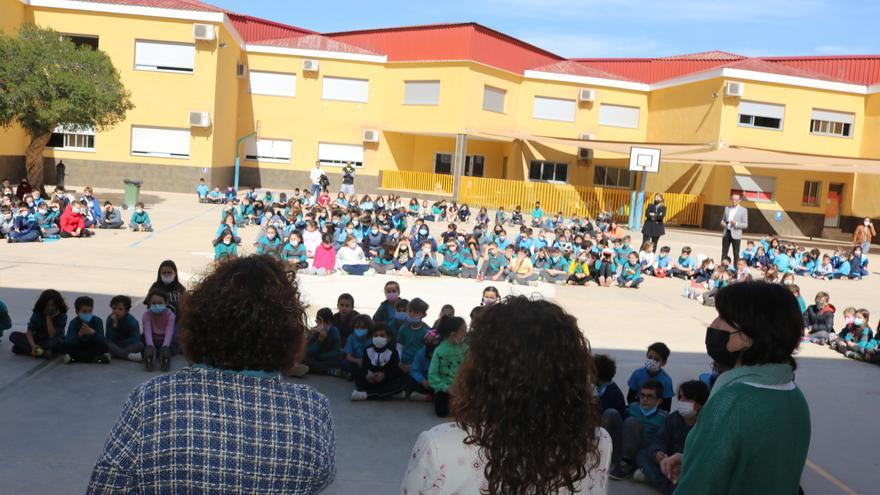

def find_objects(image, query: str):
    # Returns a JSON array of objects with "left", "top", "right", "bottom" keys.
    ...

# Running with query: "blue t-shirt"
[
  {"left": 627, "top": 366, "right": 674, "bottom": 399},
  {"left": 343, "top": 333, "right": 369, "bottom": 360}
]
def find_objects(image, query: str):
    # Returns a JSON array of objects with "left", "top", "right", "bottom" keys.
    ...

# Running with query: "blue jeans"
[
  {"left": 310, "top": 184, "right": 321, "bottom": 196},
  {"left": 342, "top": 264, "right": 370, "bottom": 275},
  {"left": 636, "top": 448, "right": 675, "bottom": 494}
]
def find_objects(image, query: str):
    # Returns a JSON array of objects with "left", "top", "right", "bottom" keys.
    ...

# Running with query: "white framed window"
[
  {"left": 249, "top": 71, "right": 296, "bottom": 97},
  {"left": 593, "top": 166, "right": 634, "bottom": 189},
  {"left": 134, "top": 40, "right": 195, "bottom": 73},
  {"left": 322, "top": 76, "right": 369, "bottom": 103},
  {"left": 47, "top": 124, "right": 95, "bottom": 152},
  {"left": 738, "top": 101, "right": 784, "bottom": 130},
  {"left": 599, "top": 104, "right": 640, "bottom": 129},
  {"left": 529, "top": 160, "right": 568, "bottom": 183},
  {"left": 532, "top": 96, "right": 576, "bottom": 122},
  {"left": 802, "top": 181, "right": 821, "bottom": 206},
  {"left": 318, "top": 142, "right": 364, "bottom": 167},
  {"left": 483, "top": 86, "right": 506, "bottom": 113},
  {"left": 245, "top": 138, "right": 291, "bottom": 163},
  {"left": 434, "top": 153, "right": 453, "bottom": 174},
  {"left": 404, "top": 80, "right": 440, "bottom": 105},
  {"left": 731, "top": 174, "right": 776, "bottom": 202},
  {"left": 810, "top": 109, "right": 854, "bottom": 138},
  {"left": 131, "top": 126, "right": 191, "bottom": 158}
]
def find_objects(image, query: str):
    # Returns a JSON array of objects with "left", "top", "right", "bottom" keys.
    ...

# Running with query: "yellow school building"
[{"left": 2, "top": 0, "right": 880, "bottom": 238}]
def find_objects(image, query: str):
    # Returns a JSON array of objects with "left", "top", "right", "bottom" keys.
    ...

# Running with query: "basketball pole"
[{"left": 632, "top": 168, "right": 648, "bottom": 231}]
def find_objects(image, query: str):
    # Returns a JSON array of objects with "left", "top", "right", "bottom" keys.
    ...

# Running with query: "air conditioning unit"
[
  {"left": 189, "top": 111, "right": 211, "bottom": 128},
  {"left": 578, "top": 148, "right": 594, "bottom": 161},
  {"left": 303, "top": 59, "right": 319, "bottom": 72},
  {"left": 725, "top": 81, "right": 745, "bottom": 98},
  {"left": 193, "top": 23, "right": 216, "bottom": 41},
  {"left": 363, "top": 129, "right": 380, "bottom": 143},
  {"left": 236, "top": 62, "right": 247, "bottom": 78},
  {"left": 579, "top": 132, "right": 596, "bottom": 141},
  {"left": 578, "top": 88, "right": 596, "bottom": 102}
]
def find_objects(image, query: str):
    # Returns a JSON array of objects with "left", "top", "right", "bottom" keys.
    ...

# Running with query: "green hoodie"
[{"left": 428, "top": 340, "right": 468, "bottom": 392}]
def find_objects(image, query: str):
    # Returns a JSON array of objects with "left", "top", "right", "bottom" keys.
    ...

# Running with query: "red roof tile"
[
  {"left": 325, "top": 23, "right": 561, "bottom": 74},
  {"left": 720, "top": 57, "right": 844, "bottom": 82},
  {"left": 761, "top": 56, "right": 880, "bottom": 85},
  {"left": 528, "top": 60, "right": 637, "bottom": 82},
  {"left": 227, "top": 13, "right": 314, "bottom": 43},
  {"left": 251, "top": 34, "right": 382, "bottom": 56}
]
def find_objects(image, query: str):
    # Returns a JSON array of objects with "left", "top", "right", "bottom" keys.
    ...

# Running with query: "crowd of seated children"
[{"left": 740, "top": 236, "right": 869, "bottom": 281}]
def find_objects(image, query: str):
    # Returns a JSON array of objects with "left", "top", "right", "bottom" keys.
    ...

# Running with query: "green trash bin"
[{"left": 122, "top": 179, "right": 142, "bottom": 210}]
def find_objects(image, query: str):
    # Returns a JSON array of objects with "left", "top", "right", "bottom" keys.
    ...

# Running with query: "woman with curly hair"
[
  {"left": 400, "top": 295, "right": 611, "bottom": 494},
  {"left": 88, "top": 255, "right": 336, "bottom": 495}
]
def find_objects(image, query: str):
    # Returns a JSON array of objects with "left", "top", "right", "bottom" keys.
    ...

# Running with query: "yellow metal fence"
[{"left": 379, "top": 171, "right": 704, "bottom": 226}]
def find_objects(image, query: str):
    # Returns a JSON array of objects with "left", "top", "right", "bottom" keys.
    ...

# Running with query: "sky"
[{"left": 208, "top": 0, "right": 880, "bottom": 58}]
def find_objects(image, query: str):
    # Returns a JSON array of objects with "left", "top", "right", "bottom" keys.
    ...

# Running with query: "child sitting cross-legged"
[
  {"left": 634, "top": 380, "right": 710, "bottom": 493},
  {"left": 304, "top": 234, "right": 336, "bottom": 276},
  {"left": 835, "top": 308, "right": 873, "bottom": 360},
  {"left": 99, "top": 201, "right": 124, "bottom": 229},
  {"left": 62, "top": 296, "right": 110, "bottom": 364},
  {"left": 9, "top": 289, "right": 67, "bottom": 359},
  {"left": 412, "top": 242, "right": 440, "bottom": 277},
  {"left": 351, "top": 323, "right": 408, "bottom": 401},
  {"left": 305, "top": 308, "right": 346, "bottom": 378},
  {"left": 396, "top": 298, "right": 430, "bottom": 374},
  {"left": 618, "top": 252, "right": 644, "bottom": 289},
  {"left": 336, "top": 235, "right": 372, "bottom": 276},
  {"left": 129, "top": 202, "right": 153, "bottom": 232},
  {"left": 105, "top": 295, "right": 144, "bottom": 361},
  {"left": 607, "top": 380, "right": 668, "bottom": 480},
  {"left": 627, "top": 342, "right": 674, "bottom": 412},
  {"left": 407, "top": 330, "right": 440, "bottom": 403},
  {"left": 341, "top": 314, "right": 373, "bottom": 378},
  {"left": 213, "top": 231, "right": 238, "bottom": 263},
  {"left": 428, "top": 315, "right": 469, "bottom": 417},
  {"left": 255, "top": 225, "right": 283, "bottom": 261}
]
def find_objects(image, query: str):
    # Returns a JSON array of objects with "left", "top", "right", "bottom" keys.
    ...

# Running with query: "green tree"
[{"left": 0, "top": 24, "right": 133, "bottom": 190}]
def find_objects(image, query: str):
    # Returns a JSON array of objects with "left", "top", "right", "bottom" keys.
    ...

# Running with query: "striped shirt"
[{"left": 87, "top": 367, "right": 336, "bottom": 494}]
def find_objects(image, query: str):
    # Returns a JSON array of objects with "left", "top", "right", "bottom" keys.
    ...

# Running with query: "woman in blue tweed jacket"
[{"left": 88, "top": 255, "right": 336, "bottom": 494}]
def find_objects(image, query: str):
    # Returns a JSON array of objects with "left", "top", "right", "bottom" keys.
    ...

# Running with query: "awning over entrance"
[{"left": 467, "top": 129, "right": 880, "bottom": 174}]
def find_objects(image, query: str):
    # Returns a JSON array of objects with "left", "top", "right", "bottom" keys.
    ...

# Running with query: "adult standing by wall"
[
  {"left": 55, "top": 160, "right": 66, "bottom": 188},
  {"left": 853, "top": 217, "right": 876, "bottom": 254},
  {"left": 341, "top": 162, "right": 356, "bottom": 198},
  {"left": 401, "top": 296, "right": 611, "bottom": 494},
  {"left": 660, "top": 282, "right": 810, "bottom": 495},
  {"left": 88, "top": 256, "right": 335, "bottom": 494},
  {"left": 720, "top": 193, "right": 748, "bottom": 263},
  {"left": 309, "top": 161, "right": 324, "bottom": 197},
  {"left": 642, "top": 193, "right": 666, "bottom": 248}
]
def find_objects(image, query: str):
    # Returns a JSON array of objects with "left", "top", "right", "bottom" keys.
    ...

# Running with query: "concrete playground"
[{"left": 0, "top": 187, "right": 878, "bottom": 495}]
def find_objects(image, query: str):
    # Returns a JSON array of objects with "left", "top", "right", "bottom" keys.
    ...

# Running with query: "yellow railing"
[
  {"left": 380, "top": 170, "right": 453, "bottom": 194},
  {"left": 379, "top": 171, "right": 704, "bottom": 226}
]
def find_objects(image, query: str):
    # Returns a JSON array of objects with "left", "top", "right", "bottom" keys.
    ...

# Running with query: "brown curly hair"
[
  {"left": 179, "top": 255, "right": 307, "bottom": 372},
  {"left": 452, "top": 295, "right": 601, "bottom": 495}
]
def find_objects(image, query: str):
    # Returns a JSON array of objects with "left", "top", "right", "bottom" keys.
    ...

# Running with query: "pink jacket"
[
  {"left": 313, "top": 244, "right": 336, "bottom": 270},
  {"left": 143, "top": 309, "right": 176, "bottom": 347}
]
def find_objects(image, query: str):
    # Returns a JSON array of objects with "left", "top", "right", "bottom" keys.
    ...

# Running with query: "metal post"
[
  {"left": 452, "top": 133, "right": 467, "bottom": 201},
  {"left": 233, "top": 131, "right": 256, "bottom": 191},
  {"left": 632, "top": 171, "right": 649, "bottom": 230}
]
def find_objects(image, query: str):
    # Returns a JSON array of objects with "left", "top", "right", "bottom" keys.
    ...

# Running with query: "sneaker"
[
  {"left": 63, "top": 354, "right": 73, "bottom": 364},
  {"left": 127, "top": 352, "right": 143, "bottom": 362},
  {"left": 409, "top": 392, "right": 430, "bottom": 402},
  {"left": 144, "top": 347, "right": 155, "bottom": 372},
  {"left": 34, "top": 346, "right": 45, "bottom": 358},
  {"left": 392, "top": 391, "right": 406, "bottom": 400},
  {"left": 286, "top": 363, "right": 309, "bottom": 378},
  {"left": 328, "top": 368, "right": 352, "bottom": 380},
  {"left": 609, "top": 461, "right": 635, "bottom": 480},
  {"left": 350, "top": 390, "right": 368, "bottom": 401},
  {"left": 160, "top": 357, "right": 171, "bottom": 372},
  {"left": 97, "top": 353, "right": 111, "bottom": 364},
  {"left": 632, "top": 469, "right": 648, "bottom": 483}
]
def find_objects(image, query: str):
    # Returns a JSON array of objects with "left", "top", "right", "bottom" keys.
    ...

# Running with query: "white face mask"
[
  {"left": 675, "top": 400, "right": 697, "bottom": 418},
  {"left": 160, "top": 274, "right": 175, "bottom": 284},
  {"left": 372, "top": 336, "right": 387, "bottom": 348},
  {"left": 645, "top": 358, "right": 662, "bottom": 373}
]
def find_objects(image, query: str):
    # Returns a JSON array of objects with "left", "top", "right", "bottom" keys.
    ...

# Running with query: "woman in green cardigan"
[{"left": 661, "top": 281, "right": 810, "bottom": 495}]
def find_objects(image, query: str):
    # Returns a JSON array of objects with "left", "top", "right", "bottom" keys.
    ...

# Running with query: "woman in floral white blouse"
[{"left": 400, "top": 296, "right": 611, "bottom": 494}]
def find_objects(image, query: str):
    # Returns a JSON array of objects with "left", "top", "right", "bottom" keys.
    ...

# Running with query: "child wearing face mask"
[
  {"left": 332, "top": 293, "right": 359, "bottom": 347},
  {"left": 594, "top": 248, "right": 617, "bottom": 287},
  {"left": 412, "top": 242, "right": 440, "bottom": 277},
  {"left": 351, "top": 323, "right": 408, "bottom": 401},
  {"left": 336, "top": 235, "right": 371, "bottom": 275},
  {"left": 835, "top": 308, "right": 873, "bottom": 358},
  {"left": 213, "top": 232, "right": 238, "bottom": 262},
  {"left": 618, "top": 252, "right": 645, "bottom": 289},
  {"left": 105, "top": 295, "right": 144, "bottom": 362},
  {"left": 567, "top": 251, "right": 592, "bottom": 286},
  {"left": 35, "top": 202, "right": 60, "bottom": 238},
  {"left": 429, "top": 316, "right": 469, "bottom": 417},
  {"left": 480, "top": 286, "right": 501, "bottom": 307},
  {"left": 62, "top": 296, "right": 110, "bottom": 364},
  {"left": 302, "top": 221, "right": 322, "bottom": 257},
  {"left": 407, "top": 330, "right": 440, "bottom": 402},
  {"left": 9, "top": 289, "right": 68, "bottom": 359},
  {"left": 255, "top": 226, "right": 283, "bottom": 261},
  {"left": 608, "top": 380, "right": 668, "bottom": 480},
  {"left": 478, "top": 243, "right": 507, "bottom": 282},
  {"left": 8, "top": 203, "right": 41, "bottom": 243},
  {"left": 59, "top": 201, "right": 94, "bottom": 238},
  {"left": 848, "top": 247, "right": 868, "bottom": 279},
  {"left": 627, "top": 342, "right": 674, "bottom": 412},
  {"left": 635, "top": 380, "right": 709, "bottom": 492},
  {"left": 372, "top": 281, "right": 402, "bottom": 325},
  {"left": 437, "top": 241, "right": 463, "bottom": 277},
  {"left": 142, "top": 290, "right": 175, "bottom": 372},
  {"left": 129, "top": 202, "right": 153, "bottom": 232},
  {"left": 304, "top": 234, "right": 336, "bottom": 276},
  {"left": 805, "top": 291, "right": 835, "bottom": 344},
  {"left": 144, "top": 260, "right": 186, "bottom": 316},
  {"left": 396, "top": 298, "right": 429, "bottom": 373},
  {"left": 99, "top": 201, "right": 124, "bottom": 229},
  {"left": 281, "top": 231, "right": 307, "bottom": 269},
  {"left": 342, "top": 314, "right": 373, "bottom": 377},
  {"left": 305, "top": 308, "right": 345, "bottom": 377}
]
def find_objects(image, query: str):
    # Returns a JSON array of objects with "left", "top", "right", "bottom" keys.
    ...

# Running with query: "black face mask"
[{"left": 705, "top": 327, "right": 743, "bottom": 370}]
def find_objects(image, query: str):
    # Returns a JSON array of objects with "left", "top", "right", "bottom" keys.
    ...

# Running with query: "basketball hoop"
[{"left": 629, "top": 147, "right": 661, "bottom": 173}]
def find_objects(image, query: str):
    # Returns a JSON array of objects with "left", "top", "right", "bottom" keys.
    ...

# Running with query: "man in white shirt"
[
  {"left": 309, "top": 161, "right": 323, "bottom": 197},
  {"left": 720, "top": 193, "right": 748, "bottom": 263}
]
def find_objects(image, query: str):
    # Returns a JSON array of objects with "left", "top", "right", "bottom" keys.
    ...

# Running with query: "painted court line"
[
  {"left": 806, "top": 459, "right": 859, "bottom": 495},
  {"left": 129, "top": 208, "right": 216, "bottom": 248}
]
